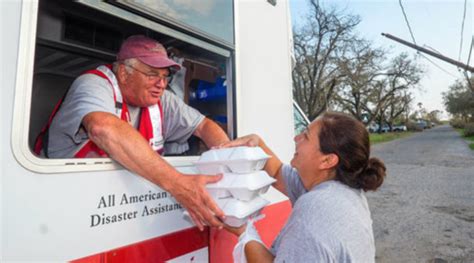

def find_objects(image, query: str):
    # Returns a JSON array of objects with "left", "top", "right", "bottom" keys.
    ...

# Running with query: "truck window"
[
  {"left": 15, "top": 0, "right": 234, "bottom": 172},
  {"left": 293, "top": 102, "right": 310, "bottom": 134},
  {"left": 112, "top": 0, "right": 234, "bottom": 46}
]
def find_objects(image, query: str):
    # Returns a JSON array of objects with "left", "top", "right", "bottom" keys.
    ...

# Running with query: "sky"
[{"left": 289, "top": 0, "right": 473, "bottom": 119}]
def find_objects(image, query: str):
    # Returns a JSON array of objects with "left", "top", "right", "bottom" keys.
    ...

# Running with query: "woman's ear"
[{"left": 320, "top": 153, "right": 339, "bottom": 170}]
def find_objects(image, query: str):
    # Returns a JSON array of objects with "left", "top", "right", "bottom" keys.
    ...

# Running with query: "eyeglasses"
[{"left": 124, "top": 63, "right": 173, "bottom": 83}]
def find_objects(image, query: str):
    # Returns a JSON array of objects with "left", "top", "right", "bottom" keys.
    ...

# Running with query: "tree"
[
  {"left": 381, "top": 91, "right": 413, "bottom": 129},
  {"left": 462, "top": 71, "right": 474, "bottom": 93},
  {"left": 334, "top": 38, "right": 385, "bottom": 122},
  {"left": 368, "top": 53, "right": 423, "bottom": 129},
  {"left": 443, "top": 79, "right": 474, "bottom": 121},
  {"left": 426, "top": 110, "right": 442, "bottom": 124},
  {"left": 337, "top": 52, "right": 423, "bottom": 129},
  {"left": 292, "top": 0, "right": 360, "bottom": 120}
]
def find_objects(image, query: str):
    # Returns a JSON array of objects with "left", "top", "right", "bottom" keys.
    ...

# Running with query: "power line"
[
  {"left": 396, "top": 1, "right": 460, "bottom": 78},
  {"left": 423, "top": 45, "right": 442, "bottom": 55},
  {"left": 458, "top": 0, "right": 468, "bottom": 61},
  {"left": 382, "top": 33, "right": 466, "bottom": 78},
  {"left": 467, "top": 36, "right": 473, "bottom": 66},
  {"left": 398, "top": 0, "right": 417, "bottom": 44},
  {"left": 420, "top": 54, "right": 458, "bottom": 78}
]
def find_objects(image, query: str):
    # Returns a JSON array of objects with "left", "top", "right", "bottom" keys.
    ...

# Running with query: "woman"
[{"left": 221, "top": 112, "right": 386, "bottom": 263}]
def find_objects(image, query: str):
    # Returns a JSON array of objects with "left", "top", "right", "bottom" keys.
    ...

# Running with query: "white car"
[{"left": 392, "top": 125, "right": 407, "bottom": 132}]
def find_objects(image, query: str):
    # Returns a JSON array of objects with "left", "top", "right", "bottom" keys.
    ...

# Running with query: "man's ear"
[
  {"left": 320, "top": 153, "right": 339, "bottom": 170},
  {"left": 117, "top": 64, "right": 129, "bottom": 83}
]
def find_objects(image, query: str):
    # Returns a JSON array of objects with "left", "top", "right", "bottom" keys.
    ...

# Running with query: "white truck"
[{"left": 1, "top": 0, "right": 307, "bottom": 261}]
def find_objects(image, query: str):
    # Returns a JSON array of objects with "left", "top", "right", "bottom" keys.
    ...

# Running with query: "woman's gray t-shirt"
[{"left": 270, "top": 164, "right": 376, "bottom": 263}]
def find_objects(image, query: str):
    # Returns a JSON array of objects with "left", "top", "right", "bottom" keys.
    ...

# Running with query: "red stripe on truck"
[
  {"left": 210, "top": 200, "right": 292, "bottom": 262},
  {"left": 72, "top": 200, "right": 291, "bottom": 263},
  {"left": 72, "top": 226, "right": 209, "bottom": 263}
]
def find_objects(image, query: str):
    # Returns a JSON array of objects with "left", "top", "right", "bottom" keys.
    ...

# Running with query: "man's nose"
[{"left": 154, "top": 78, "right": 167, "bottom": 87}]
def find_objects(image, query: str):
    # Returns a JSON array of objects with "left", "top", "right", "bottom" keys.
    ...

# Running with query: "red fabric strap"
[{"left": 35, "top": 64, "right": 164, "bottom": 158}]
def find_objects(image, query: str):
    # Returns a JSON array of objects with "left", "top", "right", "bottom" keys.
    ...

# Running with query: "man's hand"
[
  {"left": 171, "top": 173, "right": 225, "bottom": 231},
  {"left": 217, "top": 134, "right": 261, "bottom": 148},
  {"left": 84, "top": 112, "right": 227, "bottom": 230}
]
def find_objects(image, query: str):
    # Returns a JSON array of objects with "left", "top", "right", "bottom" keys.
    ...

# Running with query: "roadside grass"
[
  {"left": 455, "top": 128, "right": 474, "bottom": 150},
  {"left": 369, "top": 132, "right": 414, "bottom": 145}
]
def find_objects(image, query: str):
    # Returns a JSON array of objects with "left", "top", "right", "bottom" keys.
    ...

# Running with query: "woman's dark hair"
[{"left": 318, "top": 112, "right": 386, "bottom": 191}]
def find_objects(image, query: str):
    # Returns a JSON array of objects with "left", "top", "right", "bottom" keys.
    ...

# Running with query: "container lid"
[
  {"left": 198, "top": 147, "right": 234, "bottom": 162},
  {"left": 206, "top": 171, "right": 276, "bottom": 191},
  {"left": 216, "top": 196, "right": 269, "bottom": 219},
  {"left": 197, "top": 146, "right": 270, "bottom": 163}
]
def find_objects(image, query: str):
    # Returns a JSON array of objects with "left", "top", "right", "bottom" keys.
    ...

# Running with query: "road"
[{"left": 367, "top": 125, "right": 474, "bottom": 263}]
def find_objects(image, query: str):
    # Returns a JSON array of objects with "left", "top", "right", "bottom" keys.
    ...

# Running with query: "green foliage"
[
  {"left": 450, "top": 118, "right": 466, "bottom": 129},
  {"left": 465, "top": 135, "right": 474, "bottom": 142},
  {"left": 442, "top": 80, "right": 474, "bottom": 120},
  {"left": 426, "top": 110, "right": 442, "bottom": 124},
  {"left": 369, "top": 132, "right": 414, "bottom": 145},
  {"left": 463, "top": 123, "right": 474, "bottom": 137},
  {"left": 457, "top": 126, "right": 474, "bottom": 151}
]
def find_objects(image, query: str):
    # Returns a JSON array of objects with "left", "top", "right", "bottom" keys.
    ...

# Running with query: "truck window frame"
[
  {"left": 293, "top": 101, "right": 310, "bottom": 135},
  {"left": 11, "top": 0, "right": 235, "bottom": 174},
  {"left": 109, "top": 0, "right": 235, "bottom": 47}
]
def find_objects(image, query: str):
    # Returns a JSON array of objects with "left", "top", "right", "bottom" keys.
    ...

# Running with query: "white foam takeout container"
[
  {"left": 184, "top": 196, "right": 269, "bottom": 228},
  {"left": 217, "top": 196, "right": 269, "bottom": 227},
  {"left": 206, "top": 171, "right": 276, "bottom": 201},
  {"left": 194, "top": 146, "right": 271, "bottom": 174}
]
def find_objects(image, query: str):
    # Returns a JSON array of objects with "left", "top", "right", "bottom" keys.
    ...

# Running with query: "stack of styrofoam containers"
[{"left": 191, "top": 146, "right": 275, "bottom": 227}]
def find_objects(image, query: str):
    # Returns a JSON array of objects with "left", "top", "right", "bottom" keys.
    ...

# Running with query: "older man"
[{"left": 41, "top": 35, "right": 229, "bottom": 230}]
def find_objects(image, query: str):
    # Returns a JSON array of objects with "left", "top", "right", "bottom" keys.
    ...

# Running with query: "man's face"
[{"left": 119, "top": 60, "right": 170, "bottom": 107}]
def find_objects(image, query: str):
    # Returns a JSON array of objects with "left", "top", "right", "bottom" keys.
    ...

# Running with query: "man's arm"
[
  {"left": 193, "top": 117, "right": 230, "bottom": 147},
  {"left": 83, "top": 111, "right": 224, "bottom": 230}
]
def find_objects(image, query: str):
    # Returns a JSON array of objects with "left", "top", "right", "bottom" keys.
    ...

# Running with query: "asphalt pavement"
[{"left": 367, "top": 125, "right": 474, "bottom": 263}]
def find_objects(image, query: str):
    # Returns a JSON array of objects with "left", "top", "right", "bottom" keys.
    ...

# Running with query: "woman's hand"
[{"left": 217, "top": 134, "right": 261, "bottom": 148}]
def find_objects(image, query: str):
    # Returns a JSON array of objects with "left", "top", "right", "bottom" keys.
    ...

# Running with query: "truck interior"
[{"left": 29, "top": 0, "right": 233, "bottom": 158}]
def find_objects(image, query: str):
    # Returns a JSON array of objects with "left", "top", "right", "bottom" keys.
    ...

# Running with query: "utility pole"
[{"left": 381, "top": 33, "right": 474, "bottom": 73}]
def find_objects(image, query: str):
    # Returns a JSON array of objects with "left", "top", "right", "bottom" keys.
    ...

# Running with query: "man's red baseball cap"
[{"left": 117, "top": 35, "right": 181, "bottom": 71}]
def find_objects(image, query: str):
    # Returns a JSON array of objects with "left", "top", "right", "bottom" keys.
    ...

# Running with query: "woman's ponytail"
[{"left": 359, "top": 157, "right": 386, "bottom": 191}]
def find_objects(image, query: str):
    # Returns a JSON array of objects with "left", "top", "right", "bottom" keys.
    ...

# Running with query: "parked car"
[
  {"left": 367, "top": 123, "right": 379, "bottom": 133},
  {"left": 367, "top": 123, "right": 389, "bottom": 133},
  {"left": 392, "top": 124, "right": 407, "bottom": 132},
  {"left": 380, "top": 124, "right": 390, "bottom": 133},
  {"left": 416, "top": 120, "right": 428, "bottom": 129}
]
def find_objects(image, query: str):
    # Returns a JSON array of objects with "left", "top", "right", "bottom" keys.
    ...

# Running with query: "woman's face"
[
  {"left": 291, "top": 120, "right": 324, "bottom": 183},
  {"left": 291, "top": 120, "right": 338, "bottom": 189}
]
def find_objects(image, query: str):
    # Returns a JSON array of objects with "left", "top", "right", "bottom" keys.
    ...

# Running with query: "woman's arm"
[
  {"left": 219, "top": 134, "right": 288, "bottom": 196},
  {"left": 225, "top": 221, "right": 275, "bottom": 263},
  {"left": 244, "top": 241, "right": 275, "bottom": 263}
]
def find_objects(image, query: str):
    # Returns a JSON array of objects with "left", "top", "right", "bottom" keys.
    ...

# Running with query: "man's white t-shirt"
[{"left": 47, "top": 73, "right": 204, "bottom": 158}]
